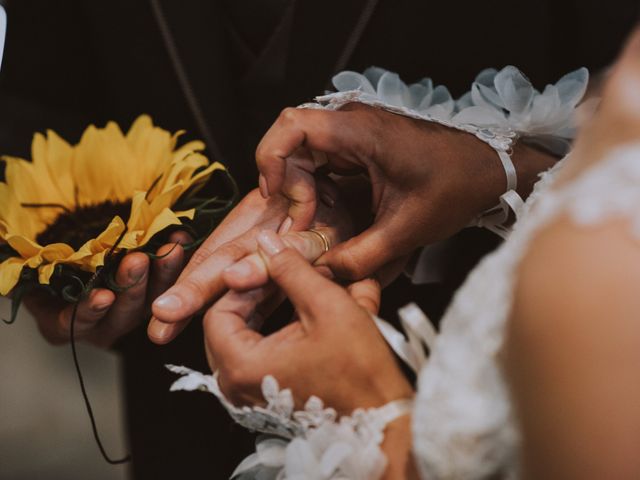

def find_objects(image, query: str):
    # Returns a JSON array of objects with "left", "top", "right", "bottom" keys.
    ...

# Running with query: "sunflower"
[{"left": 0, "top": 115, "right": 228, "bottom": 297}]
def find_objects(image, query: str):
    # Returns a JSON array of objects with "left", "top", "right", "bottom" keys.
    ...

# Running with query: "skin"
[
  {"left": 148, "top": 183, "right": 353, "bottom": 344},
  {"left": 255, "top": 102, "right": 557, "bottom": 280},
  {"left": 505, "top": 28, "right": 640, "bottom": 480},
  {"left": 210, "top": 27, "right": 640, "bottom": 480},
  {"left": 25, "top": 184, "right": 349, "bottom": 348},
  {"left": 149, "top": 103, "right": 556, "bottom": 344},
  {"left": 23, "top": 230, "right": 191, "bottom": 349},
  {"left": 205, "top": 231, "right": 417, "bottom": 479},
  {"left": 28, "top": 35, "right": 556, "bottom": 351}
]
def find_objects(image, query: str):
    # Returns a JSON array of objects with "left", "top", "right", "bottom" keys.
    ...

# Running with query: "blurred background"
[{"left": 0, "top": 298, "right": 128, "bottom": 480}]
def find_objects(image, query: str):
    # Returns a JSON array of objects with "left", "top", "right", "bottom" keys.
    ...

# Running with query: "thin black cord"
[
  {"left": 70, "top": 303, "right": 131, "bottom": 465},
  {"left": 70, "top": 228, "right": 131, "bottom": 465},
  {"left": 149, "top": 0, "right": 224, "bottom": 163}
]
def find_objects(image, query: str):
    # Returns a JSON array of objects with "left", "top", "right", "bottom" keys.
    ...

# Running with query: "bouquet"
[{"left": 0, "top": 115, "right": 236, "bottom": 323}]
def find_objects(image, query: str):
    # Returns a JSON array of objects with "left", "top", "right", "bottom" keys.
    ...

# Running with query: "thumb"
[
  {"left": 256, "top": 230, "right": 348, "bottom": 323},
  {"left": 203, "top": 288, "right": 267, "bottom": 366},
  {"left": 319, "top": 221, "right": 399, "bottom": 280}
]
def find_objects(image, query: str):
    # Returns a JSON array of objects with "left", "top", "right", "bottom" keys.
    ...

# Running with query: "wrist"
[
  {"left": 511, "top": 142, "right": 559, "bottom": 200},
  {"left": 382, "top": 414, "right": 417, "bottom": 480}
]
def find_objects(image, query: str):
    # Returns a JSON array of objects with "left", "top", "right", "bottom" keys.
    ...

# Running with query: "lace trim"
[
  {"left": 305, "top": 65, "right": 591, "bottom": 238},
  {"left": 167, "top": 366, "right": 412, "bottom": 479}
]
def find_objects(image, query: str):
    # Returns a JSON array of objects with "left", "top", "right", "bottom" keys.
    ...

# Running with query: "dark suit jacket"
[{"left": 0, "top": 1, "right": 637, "bottom": 478}]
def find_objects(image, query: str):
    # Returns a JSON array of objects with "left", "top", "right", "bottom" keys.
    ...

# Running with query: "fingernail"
[
  {"left": 129, "top": 263, "right": 148, "bottom": 283},
  {"left": 257, "top": 230, "right": 285, "bottom": 257},
  {"left": 258, "top": 175, "right": 269, "bottom": 198},
  {"left": 154, "top": 294, "right": 182, "bottom": 312},
  {"left": 278, "top": 216, "right": 293, "bottom": 235},
  {"left": 224, "top": 261, "right": 252, "bottom": 279},
  {"left": 148, "top": 318, "right": 172, "bottom": 343},
  {"left": 320, "top": 192, "right": 335, "bottom": 208}
]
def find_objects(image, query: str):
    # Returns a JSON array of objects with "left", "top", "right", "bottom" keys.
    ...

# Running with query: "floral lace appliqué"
[{"left": 167, "top": 365, "right": 412, "bottom": 479}]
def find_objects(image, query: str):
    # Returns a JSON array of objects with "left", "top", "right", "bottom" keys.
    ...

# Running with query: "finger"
[
  {"left": 255, "top": 108, "right": 372, "bottom": 199},
  {"left": 223, "top": 227, "right": 335, "bottom": 291},
  {"left": 25, "top": 288, "right": 115, "bottom": 345},
  {"left": 147, "top": 236, "right": 188, "bottom": 306},
  {"left": 180, "top": 189, "right": 284, "bottom": 276},
  {"left": 150, "top": 229, "right": 269, "bottom": 344},
  {"left": 151, "top": 233, "right": 255, "bottom": 322},
  {"left": 203, "top": 289, "right": 265, "bottom": 366},
  {"left": 318, "top": 220, "right": 401, "bottom": 280},
  {"left": 281, "top": 149, "right": 317, "bottom": 230},
  {"left": 347, "top": 278, "right": 381, "bottom": 315},
  {"left": 256, "top": 230, "right": 350, "bottom": 323},
  {"left": 91, "top": 252, "right": 149, "bottom": 348}
]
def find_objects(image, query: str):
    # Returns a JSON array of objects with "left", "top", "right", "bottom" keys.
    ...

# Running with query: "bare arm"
[{"left": 506, "top": 217, "right": 640, "bottom": 479}]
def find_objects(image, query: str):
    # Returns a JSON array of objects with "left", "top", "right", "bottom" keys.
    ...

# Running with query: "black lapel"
[
  {"left": 157, "top": 0, "right": 238, "bottom": 160},
  {"left": 284, "top": 0, "right": 373, "bottom": 105}
]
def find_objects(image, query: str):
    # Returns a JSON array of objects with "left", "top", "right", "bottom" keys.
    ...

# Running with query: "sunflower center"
[{"left": 35, "top": 201, "right": 132, "bottom": 250}]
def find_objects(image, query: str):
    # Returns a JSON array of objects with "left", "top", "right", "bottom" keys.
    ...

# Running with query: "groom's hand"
[{"left": 256, "top": 104, "right": 557, "bottom": 280}]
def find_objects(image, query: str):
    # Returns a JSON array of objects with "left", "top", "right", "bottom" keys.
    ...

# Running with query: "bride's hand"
[
  {"left": 256, "top": 104, "right": 557, "bottom": 280},
  {"left": 203, "top": 230, "right": 413, "bottom": 413},
  {"left": 23, "top": 231, "right": 191, "bottom": 349}
]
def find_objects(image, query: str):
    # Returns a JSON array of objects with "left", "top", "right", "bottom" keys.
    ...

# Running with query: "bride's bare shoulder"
[{"left": 505, "top": 213, "right": 640, "bottom": 477}]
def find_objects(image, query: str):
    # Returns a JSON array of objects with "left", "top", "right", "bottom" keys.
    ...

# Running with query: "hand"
[
  {"left": 204, "top": 230, "right": 413, "bottom": 413},
  {"left": 149, "top": 185, "right": 354, "bottom": 344},
  {"left": 256, "top": 104, "right": 557, "bottom": 279},
  {"left": 24, "top": 231, "right": 191, "bottom": 349}
]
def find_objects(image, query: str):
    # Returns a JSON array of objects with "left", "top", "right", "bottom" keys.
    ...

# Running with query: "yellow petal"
[
  {"left": 174, "top": 209, "right": 195, "bottom": 220},
  {"left": 32, "top": 130, "right": 75, "bottom": 207},
  {"left": 126, "top": 191, "right": 155, "bottom": 233},
  {"left": 73, "top": 123, "right": 137, "bottom": 204},
  {"left": 138, "top": 207, "right": 182, "bottom": 246},
  {"left": 5, "top": 234, "right": 41, "bottom": 258},
  {"left": 38, "top": 262, "right": 57, "bottom": 284},
  {"left": 0, "top": 257, "right": 25, "bottom": 295},
  {"left": 40, "top": 243, "right": 75, "bottom": 261}
]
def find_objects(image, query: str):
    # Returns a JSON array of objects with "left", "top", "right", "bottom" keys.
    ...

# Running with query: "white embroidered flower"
[
  {"left": 452, "top": 66, "right": 590, "bottom": 140},
  {"left": 232, "top": 423, "right": 387, "bottom": 480},
  {"left": 168, "top": 367, "right": 405, "bottom": 480},
  {"left": 320, "top": 65, "right": 591, "bottom": 158},
  {"left": 331, "top": 66, "right": 455, "bottom": 119}
]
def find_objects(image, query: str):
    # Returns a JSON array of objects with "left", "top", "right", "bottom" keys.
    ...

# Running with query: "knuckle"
[
  {"left": 255, "top": 142, "right": 268, "bottom": 163},
  {"left": 245, "top": 189, "right": 265, "bottom": 207},
  {"left": 180, "top": 276, "right": 209, "bottom": 300},
  {"left": 278, "top": 107, "right": 299, "bottom": 125},
  {"left": 219, "top": 241, "right": 247, "bottom": 262},
  {"left": 337, "top": 250, "right": 367, "bottom": 280},
  {"left": 122, "top": 284, "right": 146, "bottom": 304},
  {"left": 189, "top": 245, "right": 214, "bottom": 268}
]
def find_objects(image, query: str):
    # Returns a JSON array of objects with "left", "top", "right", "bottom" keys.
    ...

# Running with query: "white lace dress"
[{"left": 168, "top": 66, "right": 623, "bottom": 479}]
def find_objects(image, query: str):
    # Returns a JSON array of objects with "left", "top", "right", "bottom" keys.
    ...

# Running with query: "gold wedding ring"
[{"left": 308, "top": 228, "right": 331, "bottom": 253}]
